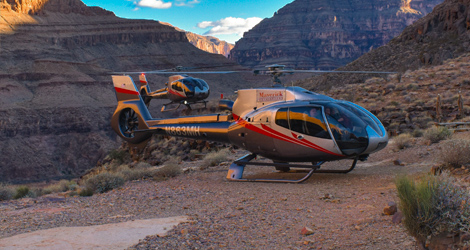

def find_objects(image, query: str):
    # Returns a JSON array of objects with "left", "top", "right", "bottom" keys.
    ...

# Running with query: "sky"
[{"left": 80, "top": 0, "right": 294, "bottom": 44}]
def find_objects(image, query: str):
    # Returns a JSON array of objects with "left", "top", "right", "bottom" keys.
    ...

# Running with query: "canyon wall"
[
  {"left": 0, "top": 0, "right": 243, "bottom": 183},
  {"left": 298, "top": 0, "right": 470, "bottom": 90},
  {"left": 229, "top": 0, "right": 443, "bottom": 70}
]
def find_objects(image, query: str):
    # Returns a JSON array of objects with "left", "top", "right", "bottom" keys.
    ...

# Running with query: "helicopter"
[
  {"left": 110, "top": 65, "right": 390, "bottom": 183},
  {"left": 116, "top": 66, "right": 211, "bottom": 112}
]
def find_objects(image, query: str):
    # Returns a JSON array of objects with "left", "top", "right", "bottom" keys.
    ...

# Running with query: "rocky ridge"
[
  {"left": 327, "top": 53, "right": 470, "bottom": 136},
  {"left": 0, "top": 0, "right": 246, "bottom": 183},
  {"left": 160, "top": 22, "right": 234, "bottom": 57},
  {"left": 299, "top": 0, "right": 470, "bottom": 90},
  {"left": 229, "top": 0, "right": 443, "bottom": 70},
  {"left": 185, "top": 32, "right": 234, "bottom": 58}
]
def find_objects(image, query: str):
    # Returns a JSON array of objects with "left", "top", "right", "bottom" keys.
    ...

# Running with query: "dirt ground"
[{"left": 0, "top": 134, "right": 462, "bottom": 249}]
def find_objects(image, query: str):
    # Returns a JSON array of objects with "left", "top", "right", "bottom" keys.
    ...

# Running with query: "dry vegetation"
[
  {"left": 0, "top": 135, "right": 232, "bottom": 200},
  {"left": 323, "top": 53, "right": 470, "bottom": 136}
]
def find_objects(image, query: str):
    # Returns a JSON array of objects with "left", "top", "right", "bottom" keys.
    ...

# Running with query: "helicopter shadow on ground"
[{"left": 210, "top": 156, "right": 412, "bottom": 185}]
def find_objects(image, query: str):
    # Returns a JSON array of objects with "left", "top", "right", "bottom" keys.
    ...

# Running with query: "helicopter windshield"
[
  {"left": 337, "top": 101, "right": 384, "bottom": 137},
  {"left": 179, "top": 79, "right": 195, "bottom": 97},
  {"left": 323, "top": 103, "right": 368, "bottom": 155}
]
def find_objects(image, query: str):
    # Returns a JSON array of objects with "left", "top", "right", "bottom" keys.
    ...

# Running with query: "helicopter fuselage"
[
  {"left": 111, "top": 75, "right": 388, "bottom": 163},
  {"left": 146, "top": 87, "right": 387, "bottom": 162}
]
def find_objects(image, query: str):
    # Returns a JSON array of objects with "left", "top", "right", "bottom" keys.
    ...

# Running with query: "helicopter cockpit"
[
  {"left": 171, "top": 78, "right": 210, "bottom": 99},
  {"left": 275, "top": 101, "right": 387, "bottom": 157}
]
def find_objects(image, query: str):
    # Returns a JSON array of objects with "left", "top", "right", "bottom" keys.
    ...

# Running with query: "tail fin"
[{"left": 112, "top": 75, "right": 141, "bottom": 102}]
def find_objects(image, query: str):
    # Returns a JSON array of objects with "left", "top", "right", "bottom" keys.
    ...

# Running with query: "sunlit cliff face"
[
  {"left": 398, "top": 0, "right": 421, "bottom": 15},
  {"left": 0, "top": 0, "right": 46, "bottom": 34},
  {"left": 2, "top": 0, "right": 48, "bottom": 14}
]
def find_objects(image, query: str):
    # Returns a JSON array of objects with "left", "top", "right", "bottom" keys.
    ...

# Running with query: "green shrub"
[
  {"left": 394, "top": 133, "right": 413, "bottom": 150},
  {"left": 84, "top": 173, "right": 125, "bottom": 194},
  {"left": 13, "top": 186, "right": 34, "bottom": 199},
  {"left": 424, "top": 126, "right": 451, "bottom": 143},
  {"left": 0, "top": 183, "right": 14, "bottom": 201},
  {"left": 199, "top": 148, "right": 230, "bottom": 169},
  {"left": 79, "top": 188, "right": 94, "bottom": 197},
  {"left": 396, "top": 174, "right": 470, "bottom": 246},
  {"left": 439, "top": 139, "right": 470, "bottom": 168}
]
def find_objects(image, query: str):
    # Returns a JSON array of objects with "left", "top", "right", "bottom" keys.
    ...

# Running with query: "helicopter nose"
[
  {"left": 363, "top": 126, "right": 389, "bottom": 154},
  {"left": 194, "top": 88, "right": 209, "bottom": 99}
]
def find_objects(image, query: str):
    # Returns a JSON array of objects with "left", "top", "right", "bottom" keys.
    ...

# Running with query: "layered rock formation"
[
  {"left": 299, "top": 0, "right": 470, "bottom": 90},
  {"left": 229, "top": 0, "right": 443, "bottom": 70},
  {"left": 160, "top": 22, "right": 234, "bottom": 57},
  {"left": 0, "top": 0, "right": 245, "bottom": 183},
  {"left": 185, "top": 33, "right": 234, "bottom": 58}
]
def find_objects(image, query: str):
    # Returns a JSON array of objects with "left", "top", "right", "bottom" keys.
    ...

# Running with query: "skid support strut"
[
  {"left": 226, "top": 154, "right": 359, "bottom": 183},
  {"left": 226, "top": 154, "right": 322, "bottom": 183}
]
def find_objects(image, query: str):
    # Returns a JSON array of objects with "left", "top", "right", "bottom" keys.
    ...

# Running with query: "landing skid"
[
  {"left": 161, "top": 100, "right": 208, "bottom": 112},
  {"left": 226, "top": 154, "right": 358, "bottom": 183}
]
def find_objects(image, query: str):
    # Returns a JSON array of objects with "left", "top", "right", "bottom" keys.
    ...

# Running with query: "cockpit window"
[
  {"left": 275, "top": 108, "right": 289, "bottom": 129},
  {"left": 338, "top": 101, "right": 384, "bottom": 137},
  {"left": 289, "top": 107, "right": 331, "bottom": 139},
  {"left": 323, "top": 103, "right": 368, "bottom": 155},
  {"left": 172, "top": 81, "right": 183, "bottom": 91},
  {"left": 275, "top": 107, "right": 331, "bottom": 139}
]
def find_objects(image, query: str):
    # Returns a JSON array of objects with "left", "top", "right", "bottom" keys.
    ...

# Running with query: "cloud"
[
  {"left": 175, "top": 0, "right": 200, "bottom": 7},
  {"left": 197, "top": 17, "right": 263, "bottom": 36},
  {"left": 135, "top": 0, "right": 172, "bottom": 9}
]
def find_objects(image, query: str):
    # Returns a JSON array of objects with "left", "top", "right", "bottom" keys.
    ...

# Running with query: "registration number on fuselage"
[{"left": 165, "top": 126, "right": 201, "bottom": 136}]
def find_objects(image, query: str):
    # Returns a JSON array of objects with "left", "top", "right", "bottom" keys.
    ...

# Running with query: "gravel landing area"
[{"left": 0, "top": 145, "right": 434, "bottom": 249}]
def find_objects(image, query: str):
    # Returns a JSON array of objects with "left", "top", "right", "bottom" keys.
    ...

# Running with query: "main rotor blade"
[
  {"left": 286, "top": 70, "right": 397, "bottom": 74},
  {"left": 110, "top": 70, "right": 248, "bottom": 75},
  {"left": 260, "top": 69, "right": 397, "bottom": 74}
]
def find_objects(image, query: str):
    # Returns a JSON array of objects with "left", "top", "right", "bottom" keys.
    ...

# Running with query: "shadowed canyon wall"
[{"left": 0, "top": 0, "right": 243, "bottom": 182}]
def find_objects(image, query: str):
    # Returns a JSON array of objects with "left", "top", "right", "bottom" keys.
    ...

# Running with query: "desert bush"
[
  {"left": 43, "top": 180, "right": 78, "bottom": 194},
  {"left": 389, "top": 100, "right": 400, "bottom": 107},
  {"left": 396, "top": 174, "right": 470, "bottom": 247},
  {"left": 199, "top": 148, "right": 230, "bottom": 169},
  {"left": 13, "top": 186, "right": 35, "bottom": 199},
  {"left": 108, "top": 149, "right": 130, "bottom": 164},
  {"left": 394, "top": 133, "right": 413, "bottom": 150},
  {"left": 439, "top": 139, "right": 470, "bottom": 168},
  {"left": 79, "top": 188, "right": 94, "bottom": 197},
  {"left": 0, "top": 183, "right": 14, "bottom": 201},
  {"left": 411, "top": 129, "right": 424, "bottom": 138},
  {"left": 118, "top": 165, "right": 157, "bottom": 181},
  {"left": 84, "top": 172, "right": 125, "bottom": 194},
  {"left": 157, "top": 158, "right": 182, "bottom": 178},
  {"left": 424, "top": 126, "right": 451, "bottom": 143}
]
